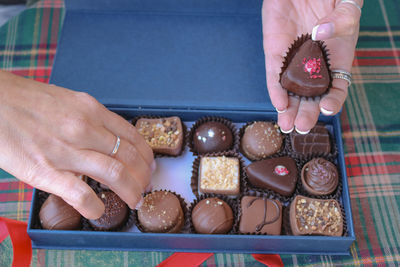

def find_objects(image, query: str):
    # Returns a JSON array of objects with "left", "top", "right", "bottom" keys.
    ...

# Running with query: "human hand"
[
  {"left": 262, "top": 0, "right": 362, "bottom": 133},
  {"left": 0, "top": 71, "right": 155, "bottom": 219}
]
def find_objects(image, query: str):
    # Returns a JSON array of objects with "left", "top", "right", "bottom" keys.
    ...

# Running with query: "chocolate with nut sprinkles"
[
  {"left": 290, "top": 124, "right": 331, "bottom": 155},
  {"left": 199, "top": 156, "right": 240, "bottom": 195},
  {"left": 137, "top": 191, "right": 184, "bottom": 233},
  {"left": 290, "top": 195, "right": 343, "bottom": 236},
  {"left": 88, "top": 191, "right": 128, "bottom": 231},
  {"left": 135, "top": 116, "right": 183, "bottom": 156}
]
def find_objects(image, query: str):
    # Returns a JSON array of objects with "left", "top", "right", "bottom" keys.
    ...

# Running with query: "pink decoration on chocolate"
[
  {"left": 274, "top": 165, "right": 289, "bottom": 176},
  {"left": 302, "top": 57, "right": 323, "bottom": 79}
]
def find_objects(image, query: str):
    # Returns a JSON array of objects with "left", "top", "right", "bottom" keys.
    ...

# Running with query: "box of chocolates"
[{"left": 27, "top": 0, "right": 355, "bottom": 254}]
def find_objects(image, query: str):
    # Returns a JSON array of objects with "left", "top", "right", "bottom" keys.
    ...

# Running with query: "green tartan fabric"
[{"left": 0, "top": 0, "right": 399, "bottom": 266}]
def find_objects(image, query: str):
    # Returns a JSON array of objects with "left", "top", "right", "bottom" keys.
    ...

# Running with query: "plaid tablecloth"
[{"left": 1, "top": 0, "right": 399, "bottom": 266}]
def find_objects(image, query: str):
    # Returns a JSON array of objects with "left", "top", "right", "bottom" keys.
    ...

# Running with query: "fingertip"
[
  {"left": 320, "top": 106, "right": 334, "bottom": 116},
  {"left": 77, "top": 196, "right": 105, "bottom": 220}
]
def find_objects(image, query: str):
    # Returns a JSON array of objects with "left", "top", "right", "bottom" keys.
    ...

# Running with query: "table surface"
[{"left": 1, "top": 0, "right": 399, "bottom": 266}]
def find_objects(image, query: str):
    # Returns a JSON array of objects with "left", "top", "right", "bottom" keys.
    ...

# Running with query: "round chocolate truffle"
[
  {"left": 241, "top": 122, "right": 283, "bottom": 160},
  {"left": 301, "top": 158, "right": 339, "bottom": 195},
  {"left": 137, "top": 191, "right": 184, "bottom": 233},
  {"left": 191, "top": 197, "right": 233, "bottom": 234},
  {"left": 39, "top": 194, "right": 81, "bottom": 230},
  {"left": 193, "top": 121, "right": 233, "bottom": 154},
  {"left": 88, "top": 191, "right": 128, "bottom": 231}
]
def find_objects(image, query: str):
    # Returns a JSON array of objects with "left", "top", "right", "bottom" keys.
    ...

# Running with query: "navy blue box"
[{"left": 27, "top": 0, "right": 355, "bottom": 254}]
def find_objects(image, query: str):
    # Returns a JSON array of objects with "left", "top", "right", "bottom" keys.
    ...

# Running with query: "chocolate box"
[{"left": 27, "top": 0, "right": 355, "bottom": 254}]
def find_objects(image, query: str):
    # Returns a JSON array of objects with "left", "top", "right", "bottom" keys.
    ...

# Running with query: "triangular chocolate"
[
  {"left": 280, "top": 38, "right": 330, "bottom": 97},
  {"left": 246, "top": 157, "right": 298, "bottom": 196}
]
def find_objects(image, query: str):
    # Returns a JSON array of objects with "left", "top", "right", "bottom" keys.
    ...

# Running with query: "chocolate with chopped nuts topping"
[
  {"left": 135, "top": 116, "right": 184, "bottom": 156},
  {"left": 198, "top": 156, "right": 240, "bottom": 195},
  {"left": 290, "top": 195, "right": 343, "bottom": 236}
]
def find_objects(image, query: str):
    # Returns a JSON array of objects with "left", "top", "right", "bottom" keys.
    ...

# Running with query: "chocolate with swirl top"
[
  {"left": 239, "top": 196, "right": 282, "bottom": 235},
  {"left": 301, "top": 158, "right": 339, "bottom": 195}
]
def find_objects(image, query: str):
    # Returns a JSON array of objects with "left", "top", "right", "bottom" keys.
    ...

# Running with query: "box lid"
[{"left": 51, "top": 0, "right": 272, "bottom": 111}]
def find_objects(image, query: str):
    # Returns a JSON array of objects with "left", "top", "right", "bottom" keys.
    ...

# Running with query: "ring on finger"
[
  {"left": 110, "top": 136, "right": 121, "bottom": 156},
  {"left": 331, "top": 69, "right": 352, "bottom": 86}
]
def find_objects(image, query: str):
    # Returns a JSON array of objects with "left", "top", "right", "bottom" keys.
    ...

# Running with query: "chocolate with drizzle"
[
  {"left": 239, "top": 196, "right": 282, "bottom": 235},
  {"left": 290, "top": 124, "right": 331, "bottom": 155}
]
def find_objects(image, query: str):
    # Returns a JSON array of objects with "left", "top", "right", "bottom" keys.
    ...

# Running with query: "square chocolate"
[
  {"left": 199, "top": 156, "right": 240, "bottom": 195},
  {"left": 290, "top": 124, "right": 331, "bottom": 155},
  {"left": 239, "top": 196, "right": 282, "bottom": 235},
  {"left": 135, "top": 116, "right": 183, "bottom": 156}
]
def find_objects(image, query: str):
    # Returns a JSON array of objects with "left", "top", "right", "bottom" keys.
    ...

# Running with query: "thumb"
[{"left": 312, "top": 0, "right": 362, "bottom": 41}]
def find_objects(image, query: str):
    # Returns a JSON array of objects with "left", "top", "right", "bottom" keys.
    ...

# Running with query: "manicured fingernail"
[
  {"left": 135, "top": 197, "right": 144, "bottom": 210},
  {"left": 280, "top": 127, "right": 294, "bottom": 134},
  {"left": 275, "top": 107, "right": 287, "bottom": 114},
  {"left": 320, "top": 107, "right": 334, "bottom": 115},
  {"left": 312, "top": 23, "right": 334, "bottom": 41},
  {"left": 295, "top": 127, "right": 310, "bottom": 135},
  {"left": 150, "top": 161, "right": 157, "bottom": 174}
]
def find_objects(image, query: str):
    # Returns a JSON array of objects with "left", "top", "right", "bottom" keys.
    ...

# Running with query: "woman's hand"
[
  {"left": 262, "top": 0, "right": 362, "bottom": 133},
  {"left": 0, "top": 71, "right": 155, "bottom": 219}
]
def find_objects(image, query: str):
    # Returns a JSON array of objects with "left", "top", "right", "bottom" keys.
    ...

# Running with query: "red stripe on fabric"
[
  {"left": 355, "top": 50, "right": 400, "bottom": 57},
  {"left": 156, "top": 253, "right": 213, "bottom": 267},
  {"left": 346, "top": 154, "right": 400, "bottom": 164},
  {"left": 0, "top": 217, "right": 32, "bottom": 267},
  {"left": 38, "top": 8, "right": 51, "bottom": 70},
  {"left": 354, "top": 58, "right": 400, "bottom": 66},
  {"left": 252, "top": 254, "right": 284, "bottom": 267},
  {"left": 0, "top": 181, "right": 21, "bottom": 191},
  {"left": 0, "top": 192, "right": 32, "bottom": 202},
  {"left": 0, "top": 222, "right": 8, "bottom": 243}
]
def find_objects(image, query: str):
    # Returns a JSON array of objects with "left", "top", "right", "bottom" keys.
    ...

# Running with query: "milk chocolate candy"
[
  {"left": 280, "top": 38, "right": 330, "bottom": 97},
  {"left": 191, "top": 197, "right": 234, "bottom": 234},
  {"left": 301, "top": 158, "right": 339, "bottom": 195},
  {"left": 290, "top": 124, "right": 331, "bottom": 155},
  {"left": 135, "top": 116, "right": 184, "bottom": 156},
  {"left": 239, "top": 196, "right": 282, "bottom": 235},
  {"left": 290, "top": 195, "right": 343, "bottom": 236},
  {"left": 39, "top": 194, "right": 81, "bottom": 230},
  {"left": 137, "top": 191, "right": 184, "bottom": 233},
  {"left": 241, "top": 122, "right": 283, "bottom": 161},
  {"left": 246, "top": 157, "right": 298, "bottom": 196}
]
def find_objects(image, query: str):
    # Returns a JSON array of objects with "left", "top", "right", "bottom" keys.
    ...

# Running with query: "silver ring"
[
  {"left": 340, "top": 0, "right": 362, "bottom": 13},
  {"left": 110, "top": 136, "right": 121, "bottom": 156},
  {"left": 331, "top": 69, "right": 352, "bottom": 86}
]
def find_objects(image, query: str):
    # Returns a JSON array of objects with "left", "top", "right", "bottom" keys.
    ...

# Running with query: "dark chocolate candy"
[
  {"left": 39, "top": 194, "right": 81, "bottom": 230},
  {"left": 191, "top": 197, "right": 234, "bottom": 234},
  {"left": 239, "top": 196, "right": 282, "bottom": 235},
  {"left": 137, "top": 191, "right": 184, "bottom": 233},
  {"left": 290, "top": 124, "right": 331, "bottom": 155},
  {"left": 193, "top": 121, "right": 233, "bottom": 154},
  {"left": 241, "top": 122, "right": 283, "bottom": 161},
  {"left": 281, "top": 39, "right": 330, "bottom": 97},
  {"left": 290, "top": 195, "right": 343, "bottom": 236},
  {"left": 88, "top": 191, "right": 128, "bottom": 231},
  {"left": 301, "top": 158, "right": 339, "bottom": 195},
  {"left": 246, "top": 156, "right": 298, "bottom": 196},
  {"left": 135, "top": 116, "right": 184, "bottom": 156}
]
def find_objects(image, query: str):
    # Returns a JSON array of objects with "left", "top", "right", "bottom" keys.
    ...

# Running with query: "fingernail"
[
  {"left": 135, "top": 197, "right": 144, "bottom": 210},
  {"left": 280, "top": 127, "right": 294, "bottom": 134},
  {"left": 275, "top": 107, "right": 287, "bottom": 114},
  {"left": 150, "top": 160, "right": 157, "bottom": 174},
  {"left": 295, "top": 127, "right": 310, "bottom": 135},
  {"left": 320, "top": 107, "right": 334, "bottom": 115},
  {"left": 312, "top": 23, "right": 334, "bottom": 41},
  {"left": 91, "top": 199, "right": 105, "bottom": 219}
]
